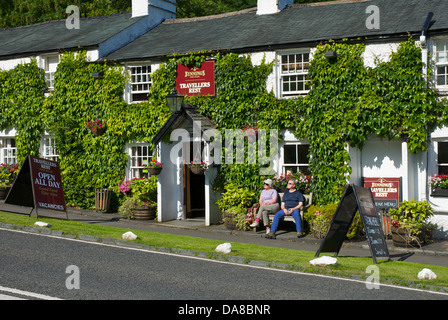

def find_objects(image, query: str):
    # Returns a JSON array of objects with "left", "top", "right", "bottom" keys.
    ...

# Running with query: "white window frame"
[
  {"left": 280, "top": 141, "right": 310, "bottom": 175},
  {"left": 40, "top": 134, "right": 59, "bottom": 162},
  {"left": 436, "top": 141, "right": 448, "bottom": 175},
  {"left": 128, "top": 64, "right": 153, "bottom": 103},
  {"left": 432, "top": 38, "right": 448, "bottom": 91},
  {"left": 126, "top": 142, "right": 153, "bottom": 179},
  {"left": 0, "top": 128, "right": 17, "bottom": 164},
  {"left": 43, "top": 54, "right": 59, "bottom": 90},
  {"left": 278, "top": 50, "right": 311, "bottom": 98}
]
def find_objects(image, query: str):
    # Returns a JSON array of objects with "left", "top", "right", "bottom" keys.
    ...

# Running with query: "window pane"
[
  {"left": 283, "top": 144, "right": 297, "bottom": 164},
  {"left": 438, "top": 142, "right": 448, "bottom": 163},
  {"left": 297, "top": 145, "right": 309, "bottom": 164}
]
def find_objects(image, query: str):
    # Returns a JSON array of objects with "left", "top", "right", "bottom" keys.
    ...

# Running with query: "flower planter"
[
  {"left": 430, "top": 187, "right": 448, "bottom": 197},
  {"left": 0, "top": 186, "right": 11, "bottom": 200},
  {"left": 190, "top": 166, "right": 205, "bottom": 175},
  {"left": 391, "top": 226, "right": 427, "bottom": 248},
  {"left": 276, "top": 186, "right": 287, "bottom": 193},
  {"left": 148, "top": 167, "right": 162, "bottom": 176},
  {"left": 223, "top": 211, "right": 236, "bottom": 230},
  {"left": 133, "top": 205, "right": 156, "bottom": 220},
  {"left": 91, "top": 127, "right": 105, "bottom": 136}
]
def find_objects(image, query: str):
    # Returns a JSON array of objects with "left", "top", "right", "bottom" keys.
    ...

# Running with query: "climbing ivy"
[
  {"left": 1, "top": 37, "right": 446, "bottom": 209},
  {"left": 0, "top": 59, "right": 46, "bottom": 162},
  {"left": 296, "top": 37, "right": 446, "bottom": 203}
]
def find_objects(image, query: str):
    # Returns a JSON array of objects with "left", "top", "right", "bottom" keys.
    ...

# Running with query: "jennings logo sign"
[{"left": 176, "top": 61, "right": 215, "bottom": 96}]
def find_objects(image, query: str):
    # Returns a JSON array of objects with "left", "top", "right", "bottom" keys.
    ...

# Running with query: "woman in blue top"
[{"left": 265, "top": 179, "right": 304, "bottom": 239}]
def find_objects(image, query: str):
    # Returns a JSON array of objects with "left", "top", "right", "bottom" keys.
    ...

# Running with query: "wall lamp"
[
  {"left": 91, "top": 71, "right": 104, "bottom": 79},
  {"left": 325, "top": 51, "right": 337, "bottom": 61},
  {"left": 166, "top": 89, "right": 184, "bottom": 113}
]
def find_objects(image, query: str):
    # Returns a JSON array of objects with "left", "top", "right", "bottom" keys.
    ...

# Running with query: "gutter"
[{"left": 420, "top": 12, "right": 434, "bottom": 203}]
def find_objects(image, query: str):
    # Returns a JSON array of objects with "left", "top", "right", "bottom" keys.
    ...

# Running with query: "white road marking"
[{"left": 0, "top": 285, "right": 62, "bottom": 300}]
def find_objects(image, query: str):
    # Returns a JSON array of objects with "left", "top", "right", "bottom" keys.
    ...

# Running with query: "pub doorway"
[{"left": 183, "top": 142, "right": 205, "bottom": 218}]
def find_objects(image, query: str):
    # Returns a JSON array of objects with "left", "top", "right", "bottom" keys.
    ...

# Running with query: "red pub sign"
[
  {"left": 363, "top": 177, "right": 401, "bottom": 234},
  {"left": 176, "top": 60, "right": 215, "bottom": 96},
  {"left": 363, "top": 177, "right": 401, "bottom": 209}
]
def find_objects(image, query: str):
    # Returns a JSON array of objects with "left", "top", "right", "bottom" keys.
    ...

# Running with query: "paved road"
[{"left": 0, "top": 228, "right": 447, "bottom": 302}]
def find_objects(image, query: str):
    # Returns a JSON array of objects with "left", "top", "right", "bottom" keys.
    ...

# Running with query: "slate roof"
[
  {"left": 0, "top": 12, "right": 144, "bottom": 59},
  {"left": 153, "top": 104, "right": 215, "bottom": 145},
  {"left": 107, "top": 0, "right": 448, "bottom": 61}
]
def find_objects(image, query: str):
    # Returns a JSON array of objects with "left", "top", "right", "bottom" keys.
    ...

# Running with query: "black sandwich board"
[
  {"left": 315, "top": 184, "right": 390, "bottom": 264},
  {"left": 2, "top": 155, "right": 68, "bottom": 219}
]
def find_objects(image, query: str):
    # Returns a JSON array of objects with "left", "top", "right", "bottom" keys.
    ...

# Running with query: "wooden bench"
[
  {"left": 268, "top": 192, "right": 313, "bottom": 224},
  {"left": 250, "top": 193, "right": 313, "bottom": 231}
]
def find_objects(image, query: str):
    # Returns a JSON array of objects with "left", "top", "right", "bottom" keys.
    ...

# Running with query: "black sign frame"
[{"left": 315, "top": 184, "right": 390, "bottom": 264}]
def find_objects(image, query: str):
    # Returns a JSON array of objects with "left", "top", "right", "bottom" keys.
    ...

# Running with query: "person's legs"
[
  {"left": 291, "top": 209, "right": 304, "bottom": 238},
  {"left": 266, "top": 209, "right": 285, "bottom": 239},
  {"left": 250, "top": 206, "right": 264, "bottom": 227},
  {"left": 261, "top": 203, "right": 279, "bottom": 226},
  {"left": 291, "top": 209, "right": 302, "bottom": 231}
]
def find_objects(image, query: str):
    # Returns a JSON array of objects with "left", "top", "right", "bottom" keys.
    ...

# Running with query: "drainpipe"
[
  {"left": 420, "top": 12, "right": 433, "bottom": 84},
  {"left": 419, "top": 12, "right": 433, "bottom": 201}
]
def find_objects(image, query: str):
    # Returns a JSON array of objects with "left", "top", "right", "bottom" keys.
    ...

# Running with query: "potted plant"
[
  {"left": 86, "top": 119, "right": 105, "bottom": 136},
  {"left": 118, "top": 177, "right": 157, "bottom": 220},
  {"left": 217, "top": 184, "right": 256, "bottom": 230},
  {"left": 145, "top": 158, "right": 163, "bottom": 175},
  {"left": 389, "top": 199, "right": 434, "bottom": 248},
  {"left": 188, "top": 158, "right": 208, "bottom": 175},
  {"left": 429, "top": 174, "right": 448, "bottom": 197},
  {"left": 271, "top": 171, "right": 311, "bottom": 194},
  {"left": 0, "top": 163, "right": 18, "bottom": 200}
]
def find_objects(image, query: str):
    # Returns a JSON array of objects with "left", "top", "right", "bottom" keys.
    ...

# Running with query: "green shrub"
[{"left": 305, "top": 202, "right": 363, "bottom": 240}]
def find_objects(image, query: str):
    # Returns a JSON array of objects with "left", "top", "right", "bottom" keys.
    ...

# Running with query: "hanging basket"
[
  {"left": 148, "top": 167, "right": 162, "bottom": 176},
  {"left": 189, "top": 166, "right": 205, "bottom": 175},
  {"left": 91, "top": 127, "right": 105, "bottom": 136}
]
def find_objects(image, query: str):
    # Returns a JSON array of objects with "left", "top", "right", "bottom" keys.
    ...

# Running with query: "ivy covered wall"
[{"left": 0, "top": 37, "right": 446, "bottom": 209}]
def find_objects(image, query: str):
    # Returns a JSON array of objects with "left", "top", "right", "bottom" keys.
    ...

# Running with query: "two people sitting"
[{"left": 250, "top": 178, "right": 304, "bottom": 239}]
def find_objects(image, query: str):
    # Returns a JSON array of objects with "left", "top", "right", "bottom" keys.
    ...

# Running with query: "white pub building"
[{"left": 2, "top": 0, "right": 448, "bottom": 238}]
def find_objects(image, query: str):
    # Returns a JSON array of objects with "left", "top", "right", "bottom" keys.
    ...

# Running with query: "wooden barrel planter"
[
  {"left": 223, "top": 212, "right": 236, "bottom": 230},
  {"left": 0, "top": 186, "right": 11, "bottom": 200},
  {"left": 133, "top": 205, "right": 156, "bottom": 220},
  {"left": 148, "top": 167, "right": 162, "bottom": 176},
  {"left": 391, "top": 226, "right": 424, "bottom": 248}
]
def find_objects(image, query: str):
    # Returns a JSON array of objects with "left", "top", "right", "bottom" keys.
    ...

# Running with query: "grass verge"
[{"left": 1, "top": 211, "right": 448, "bottom": 291}]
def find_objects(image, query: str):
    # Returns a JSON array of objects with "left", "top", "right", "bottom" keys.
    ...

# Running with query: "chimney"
[
  {"left": 132, "top": 0, "right": 177, "bottom": 18},
  {"left": 257, "top": 0, "right": 293, "bottom": 15}
]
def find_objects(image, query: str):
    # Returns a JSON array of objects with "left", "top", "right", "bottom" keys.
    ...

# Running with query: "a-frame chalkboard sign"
[
  {"left": 2, "top": 155, "right": 68, "bottom": 219},
  {"left": 315, "top": 184, "right": 390, "bottom": 264}
]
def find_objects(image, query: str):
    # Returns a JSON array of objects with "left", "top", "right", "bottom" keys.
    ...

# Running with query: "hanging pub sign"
[
  {"left": 176, "top": 60, "right": 215, "bottom": 96},
  {"left": 4, "top": 155, "right": 68, "bottom": 219},
  {"left": 315, "top": 184, "right": 390, "bottom": 264}
]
